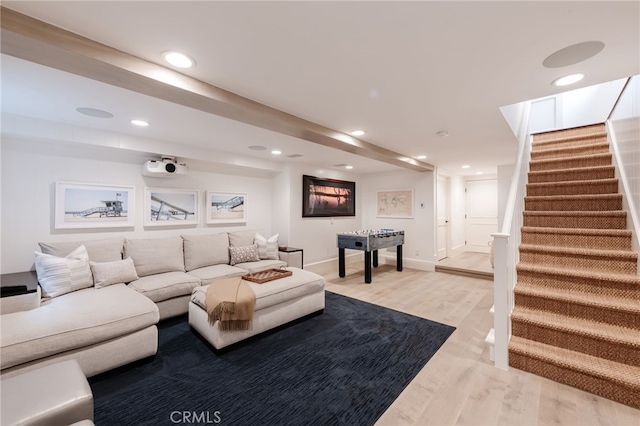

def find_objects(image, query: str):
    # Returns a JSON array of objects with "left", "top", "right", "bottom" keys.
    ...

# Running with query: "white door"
[
  {"left": 436, "top": 175, "right": 449, "bottom": 260},
  {"left": 466, "top": 179, "right": 498, "bottom": 253}
]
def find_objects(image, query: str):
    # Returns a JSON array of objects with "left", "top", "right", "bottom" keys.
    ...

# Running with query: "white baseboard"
[
  {"left": 305, "top": 253, "right": 362, "bottom": 275},
  {"left": 450, "top": 244, "right": 466, "bottom": 257},
  {"left": 466, "top": 245, "right": 491, "bottom": 254},
  {"left": 380, "top": 254, "right": 435, "bottom": 272},
  {"left": 306, "top": 253, "right": 435, "bottom": 274}
]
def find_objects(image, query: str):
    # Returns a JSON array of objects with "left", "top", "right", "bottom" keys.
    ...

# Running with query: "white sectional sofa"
[{"left": 0, "top": 230, "right": 322, "bottom": 379}]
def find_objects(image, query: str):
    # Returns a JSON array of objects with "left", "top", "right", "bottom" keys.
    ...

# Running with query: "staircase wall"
[{"left": 608, "top": 75, "right": 640, "bottom": 266}]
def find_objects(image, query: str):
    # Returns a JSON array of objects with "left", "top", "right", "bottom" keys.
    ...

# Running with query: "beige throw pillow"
[
  {"left": 34, "top": 245, "right": 93, "bottom": 298},
  {"left": 90, "top": 257, "right": 139, "bottom": 289},
  {"left": 255, "top": 233, "right": 279, "bottom": 260}
]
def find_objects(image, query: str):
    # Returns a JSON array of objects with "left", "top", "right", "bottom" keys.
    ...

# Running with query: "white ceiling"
[{"left": 2, "top": 1, "right": 639, "bottom": 176}]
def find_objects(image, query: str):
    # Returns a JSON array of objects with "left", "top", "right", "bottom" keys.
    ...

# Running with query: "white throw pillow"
[
  {"left": 229, "top": 244, "right": 260, "bottom": 266},
  {"left": 255, "top": 233, "right": 279, "bottom": 260},
  {"left": 90, "top": 257, "right": 139, "bottom": 289},
  {"left": 34, "top": 245, "right": 93, "bottom": 298}
]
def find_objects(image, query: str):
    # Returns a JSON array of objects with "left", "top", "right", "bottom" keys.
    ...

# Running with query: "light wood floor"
[
  {"left": 317, "top": 264, "right": 640, "bottom": 426},
  {"left": 437, "top": 251, "right": 494, "bottom": 275}
]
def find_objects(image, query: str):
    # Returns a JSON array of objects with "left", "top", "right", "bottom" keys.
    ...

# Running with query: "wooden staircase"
[{"left": 508, "top": 123, "right": 640, "bottom": 409}]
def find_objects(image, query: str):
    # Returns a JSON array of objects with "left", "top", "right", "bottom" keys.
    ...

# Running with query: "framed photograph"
[
  {"left": 144, "top": 187, "right": 199, "bottom": 226},
  {"left": 302, "top": 175, "right": 355, "bottom": 218},
  {"left": 377, "top": 189, "right": 414, "bottom": 218},
  {"left": 206, "top": 192, "right": 247, "bottom": 224},
  {"left": 55, "top": 181, "right": 135, "bottom": 229}
]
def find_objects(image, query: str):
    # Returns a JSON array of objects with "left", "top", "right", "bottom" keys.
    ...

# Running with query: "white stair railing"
[{"left": 488, "top": 101, "right": 532, "bottom": 369}]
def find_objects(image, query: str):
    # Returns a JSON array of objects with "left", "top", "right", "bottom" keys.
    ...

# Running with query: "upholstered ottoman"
[
  {"left": 189, "top": 267, "right": 325, "bottom": 349},
  {"left": 0, "top": 359, "right": 93, "bottom": 426}
]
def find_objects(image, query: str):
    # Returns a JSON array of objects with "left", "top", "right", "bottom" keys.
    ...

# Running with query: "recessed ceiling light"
[
  {"left": 345, "top": 165, "right": 354, "bottom": 170},
  {"left": 131, "top": 119, "right": 149, "bottom": 127},
  {"left": 437, "top": 131, "right": 449, "bottom": 137},
  {"left": 248, "top": 145, "right": 267, "bottom": 151},
  {"left": 351, "top": 130, "right": 366, "bottom": 136},
  {"left": 271, "top": 150, "right": 282, "bottom": 155},
  {"left": 476, "top": 171, "right": 484, "bottom": 175},
  {"left": 462, "top": 165, "right": 471, "bottom": 169},
  {"left": 552, "top": 73, "right": 584, "bottom": 87},
  {"left": 416, "top": 155, "right": 427, "bottom": 160},
  {"left": 76, "top": 107, "right": 113, "bottom": 118},
  {"left": 162, "top": 51, "right": 195, "bottom": 68}
]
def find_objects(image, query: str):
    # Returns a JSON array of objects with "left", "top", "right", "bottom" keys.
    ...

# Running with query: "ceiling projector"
[{"left": 142, "top": 158, "right": 189, "bottom": 178}]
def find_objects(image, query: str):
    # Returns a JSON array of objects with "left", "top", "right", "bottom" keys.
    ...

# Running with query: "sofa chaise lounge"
[{"left": 0, "top": 230, "right": 324, "bottom": 379}]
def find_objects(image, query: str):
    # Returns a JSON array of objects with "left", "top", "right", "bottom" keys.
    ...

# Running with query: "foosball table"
[{"left": 336, "top": 229, "right": 405, "bottom": 283}]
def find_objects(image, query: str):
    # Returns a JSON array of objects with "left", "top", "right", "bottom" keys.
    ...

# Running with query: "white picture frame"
[
  {"left": 206, "top": 192, "right": 247, "bottom": 224},
  {"left": 55, "top": 181, "right": 135, "bottom": 229},
  {"left": 144, "top": 187, "right": 199, "bottom": 227},
  {"left": 376, "top": 189, "right": 414, "bottom": 219}
]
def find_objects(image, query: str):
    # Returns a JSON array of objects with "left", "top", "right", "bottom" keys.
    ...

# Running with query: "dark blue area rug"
[{"left": 90, "top": 291, "right": 455, "bottom": 426}]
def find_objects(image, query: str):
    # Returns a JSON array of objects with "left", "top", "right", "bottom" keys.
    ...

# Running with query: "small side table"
[
  {"left": 278, "top": 247, "right": 304, "bottom": 269},
  {"left": 1, "top": 271, "right": 41, "bottom": 314}
]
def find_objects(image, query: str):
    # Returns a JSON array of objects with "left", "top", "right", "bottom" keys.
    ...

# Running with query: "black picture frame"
[{"left": 302, "top": 175, "right": 356, "bottom": 217}]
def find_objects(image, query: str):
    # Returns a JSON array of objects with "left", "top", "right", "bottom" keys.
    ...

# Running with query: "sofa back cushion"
[
  {"left": 182, "top": 233, "right": 230, "bottom": 271},
  {"left": 39, "top": 237, "right": 124, "bottom": 262},
  {"left": 34, "top": 245, "right": 94, "bottom": 298},
  {"left": 228, "top": 229, "right": 262, "bottom": 247},
  {"left": 124, "top": 236, "right": 185, "bottom": 277}
]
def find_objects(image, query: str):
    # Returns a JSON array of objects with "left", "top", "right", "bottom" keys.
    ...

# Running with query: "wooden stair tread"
[
  {"left": 519, "top": 243, "right": 637, "bottom": 260},
  {"left": 514, "top": 283, "right": 640, "bottom": 314},
  {"left": 531, "top": 131, "right": 607, "bottom": 148},
  {"left": 523, "top": 210, "right": 626, "bottom": 217},
  {"left": 520, "top": 226, "right": 632, "bottom": 237},
  {"left": 525, "top": 193, "right": 621, "bottom": 201},
  {"left": 516, "top": 262, "right": 640, "bottom": 285},
  {"left": 512, "top": 306, "right": 640, "bottom": 347},
  {"left": 527, "top": 165, "right": 615, "bottom": 182},
  {"left": 509, "top": 336, "right": 640, "bottom": 388},
  {"left": 526, "top": 178, "right": 618, "bottom": 188},
  {"left": 529, "top": 152, "right": 611, "bottom": 165},
  {"left": 531, "top": 142, "right": 609, "bottom": 157}
]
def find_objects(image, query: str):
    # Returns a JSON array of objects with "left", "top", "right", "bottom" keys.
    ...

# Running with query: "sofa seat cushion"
[
  {"left": 235, "top": 259, "right": 286, "bottom": 273},
  {"left": 191, "top": 267, "right": 325, "bottom": 312},
  {"left": 128, "top": 272, "right": 200, "bottom": 303},
  {"left": 186, "top": 264, "right": 246, "bottom": 286},
  {"left": 0, "top": 284, "right": 158, "bottom": 370}
]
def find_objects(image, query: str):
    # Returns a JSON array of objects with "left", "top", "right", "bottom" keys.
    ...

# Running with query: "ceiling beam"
[{"left": 0, "top": 6, "right": 434, "bottom": 172}]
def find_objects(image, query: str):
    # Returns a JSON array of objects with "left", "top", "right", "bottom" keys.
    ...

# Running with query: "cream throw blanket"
[{"left": 205, "top": 277, "right": 256, "bottom": 332}]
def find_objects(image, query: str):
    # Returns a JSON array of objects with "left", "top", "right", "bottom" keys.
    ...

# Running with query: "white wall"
[
  {"left": 286, "top": 163, "right": 362, "bottom": 266},
  {"left": 497, "top": 164, "right": 515, "bottom": 231},
  {"left": 271, "top": 165, "right": 291, "bottom": 246},
  {"left": 1, "top": 137, "right": 275, "bottom": 273},
  {"left": 526, "top": 78, "right": 627, "bottom": 134},
  {"left": 609, "top": 75, "right": 640, "bottom": 257},
  {"left": 361, "top": 170, "right": 436, "bottom": 271},
  {"left": 449, "top": 175, "right": 466, "bottom": 255},
  {"left": 563, "top": 78, "right": 627, "bottom": 128},
  {"left": 464, "top": 175, "right": 498, "bottom": 253}
]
